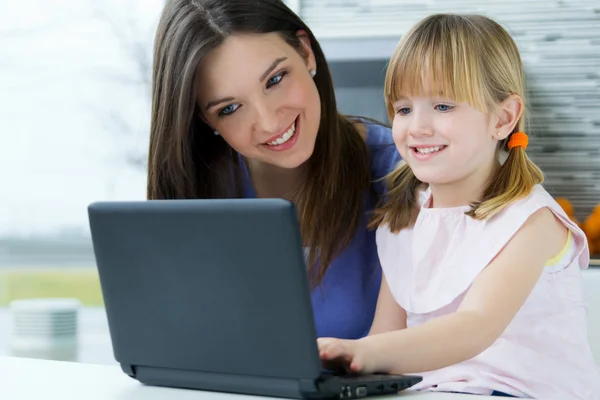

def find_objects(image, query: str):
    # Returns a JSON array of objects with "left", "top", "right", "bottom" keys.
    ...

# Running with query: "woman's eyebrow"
[
  {"left": 259, "top": 57, "right": 287, "bottom": 82},
  {"left": 205, "top": 96, "right": 235, "bottom": 111},
  {"left": 204, "top": 57, "right": 288, "bottom": 111}
]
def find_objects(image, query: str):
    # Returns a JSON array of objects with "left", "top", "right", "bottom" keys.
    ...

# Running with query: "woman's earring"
[
  {"left": 310, "top": 69, "right": 316, "bottom": 77},
  {"left": 214, "top": 131, "right": 220, "bottom": 136}
]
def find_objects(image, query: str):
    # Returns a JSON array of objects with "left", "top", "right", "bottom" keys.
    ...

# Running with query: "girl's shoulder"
[{"left": 375, "top": 185, "right": 590, "bottom": 314}]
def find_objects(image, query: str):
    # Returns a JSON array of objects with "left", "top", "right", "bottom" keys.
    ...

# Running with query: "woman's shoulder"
[
  {"left": 352, "top": 118, "right": 402, "bottom": 195},
  {"left": 359, "top": 119, "right": 393, "bottom": 146}
]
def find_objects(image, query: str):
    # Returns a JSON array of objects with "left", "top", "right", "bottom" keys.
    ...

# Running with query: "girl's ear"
[{"left": 494, "top": 94, "right": 523, "bottom": 141}]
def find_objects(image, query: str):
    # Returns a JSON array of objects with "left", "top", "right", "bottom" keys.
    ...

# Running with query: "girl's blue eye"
[
  {"left": 397, "top": 107, "right": 411, "bottom": 115},
  {"left": 219, "top": 103, "right": 239, "bottom": 117},
  {"left": 435, "top": 104, "right": 453, "bottom": 112}
]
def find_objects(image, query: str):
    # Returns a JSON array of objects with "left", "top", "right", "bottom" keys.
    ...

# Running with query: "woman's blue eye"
[
  {"left": 266, "top": 71, "right": 287, "bottom": 88},
  {"left": 268, "top": 75, "right": 282, "bottom": 86},
  {"left": 397, "top": 107, "right": 411, "bottom": 115},
  {"left": 435, "top": 104, "right": 453, "bottom": 112},
  {"left": 217, "top": 71, "right": 287, "bottom": 117},
  {"left": 219, "top": 103, "right": 239, "bottom": 117}
]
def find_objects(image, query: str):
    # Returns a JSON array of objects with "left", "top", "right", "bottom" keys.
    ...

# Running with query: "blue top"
[{"left": 240, "top": 122, "right": 401, "bottom": 339}]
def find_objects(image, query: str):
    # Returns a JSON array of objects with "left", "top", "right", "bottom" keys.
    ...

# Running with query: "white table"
[{"left": 0, "top": 356, "right": 487, "bottom": 400}]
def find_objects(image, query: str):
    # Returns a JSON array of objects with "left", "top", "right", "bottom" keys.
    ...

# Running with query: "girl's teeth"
[
  {"left": 416, "top": 146, "right": 442, "bottom": 154},
  {"left": 267, "top": 122, "right": 295, "bottom": 146}
]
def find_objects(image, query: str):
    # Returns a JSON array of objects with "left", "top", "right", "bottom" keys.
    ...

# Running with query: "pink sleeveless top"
[{"left": 376, "top": 185, "right": 600, "bottom": 399}]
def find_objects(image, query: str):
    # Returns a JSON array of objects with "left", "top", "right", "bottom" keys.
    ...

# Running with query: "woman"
[{"left": 147, "top": 0, "right": 401, "bottom": 339}]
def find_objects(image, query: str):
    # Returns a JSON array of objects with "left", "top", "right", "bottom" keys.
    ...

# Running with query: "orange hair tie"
[{"left": 508, "top": 132, "right": 528, "bottom": 150}]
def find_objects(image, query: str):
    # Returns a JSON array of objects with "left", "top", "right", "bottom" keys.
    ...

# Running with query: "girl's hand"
[{"left": 317, "top": 337, "right": 381, "bottom": 374}]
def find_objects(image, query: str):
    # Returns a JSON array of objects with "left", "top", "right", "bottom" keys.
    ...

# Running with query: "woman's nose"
[{"left": 253, "top": 99, "right": 282, "bottom": 136}]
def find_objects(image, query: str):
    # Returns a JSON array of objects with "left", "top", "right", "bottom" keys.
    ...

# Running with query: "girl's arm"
[
  {"left": 319, "top": 207, "right": 568, "bottom": 374},
  {"left": 368, "top": 274, "right": 407, "bottom": 335}
]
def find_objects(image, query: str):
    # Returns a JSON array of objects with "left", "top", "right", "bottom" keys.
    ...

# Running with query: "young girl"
[{"left": 317, "top": 13, "right": 600, "bottom": 399}]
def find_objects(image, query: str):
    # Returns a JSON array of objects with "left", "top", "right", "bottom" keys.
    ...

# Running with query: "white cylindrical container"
[{"left": 9, "top": 298, "right": 80, "bottom": 362}]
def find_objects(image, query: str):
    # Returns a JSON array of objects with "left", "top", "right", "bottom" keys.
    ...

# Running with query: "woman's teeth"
[
  {"left": 415, "top": 146, "right": 444, "bottom": 154},
  {"left": 267, "top": 123, "right": 295, "bottom": 146}
]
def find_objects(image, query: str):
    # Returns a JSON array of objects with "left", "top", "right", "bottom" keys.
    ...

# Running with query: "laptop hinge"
[
  {"left": 298, "top": 378, "right": 320, "bottom": 397},
  {"left": 121, "top": 364, "right": 137, "bottom": 378}
]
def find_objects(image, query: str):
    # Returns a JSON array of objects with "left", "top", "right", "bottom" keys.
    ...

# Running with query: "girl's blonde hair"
[{"left": 371, "top": 13, "right": 544, "bottom": 233}]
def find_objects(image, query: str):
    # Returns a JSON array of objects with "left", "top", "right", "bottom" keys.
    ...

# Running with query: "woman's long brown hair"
[{"left": 147, "top": 0, "right": 371, "bottom": 287}]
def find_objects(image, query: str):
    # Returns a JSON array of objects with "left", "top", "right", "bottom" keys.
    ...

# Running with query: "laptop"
[{"left": 87, "top": 198, "right": 422, "bottom": 399}]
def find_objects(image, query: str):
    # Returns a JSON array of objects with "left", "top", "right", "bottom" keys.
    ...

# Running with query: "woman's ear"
[
  {"left": 196, "top": 106, "right": 212, "bottom": 128},
  {"left": 296, "top": 29, "right": 317, "bottom": 74},
  {"left": 494, "top": 94, "right": 523, "bottom": 140},
  {"left": 196, "top": 108, "right": 219, "bottom": 135}
]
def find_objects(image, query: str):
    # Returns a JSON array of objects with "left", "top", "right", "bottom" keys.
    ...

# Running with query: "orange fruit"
[
  {"left": 583, "top": 214, "right": 600, "bottom": 241},
  {"left": 555, "top": 197, "right": 574, "bottom": 217},
  {"left": 592, "top": 238, "right": 600, "bottom": 255}
]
